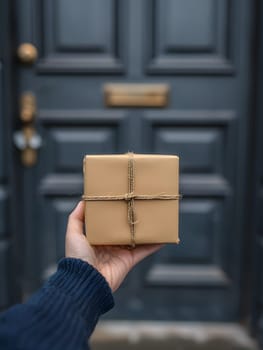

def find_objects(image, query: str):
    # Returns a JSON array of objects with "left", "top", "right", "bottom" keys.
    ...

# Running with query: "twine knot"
[{"left": 124, "top": 192, "right": 135, "bottom": 201}]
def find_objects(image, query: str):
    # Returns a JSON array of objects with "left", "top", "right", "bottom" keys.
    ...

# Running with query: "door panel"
[
  {"left": 16, "top": 0, "right": 253, "bottom": 321},
  {"left": 36, "top": 0, "right": 125, "bottom": 73},
  {"left": 145, "top": 0, "right": 234, "bottom": 74}
]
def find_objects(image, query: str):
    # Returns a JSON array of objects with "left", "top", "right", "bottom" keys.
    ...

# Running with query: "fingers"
[
  {"left": 66, "top": 201, "right": 85, "bottom": 238},
  {"left": 132, "top": 244, "right": 165, "bottom": 266}
]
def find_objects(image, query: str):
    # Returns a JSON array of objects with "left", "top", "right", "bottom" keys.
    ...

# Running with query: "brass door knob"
[{"left": 17, "top": 43, "right": 38, "bottom": 64}]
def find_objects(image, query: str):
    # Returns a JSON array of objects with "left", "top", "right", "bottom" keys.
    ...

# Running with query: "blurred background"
[{"left": 0, "top": 0, "right": 262, "bottom": 349}]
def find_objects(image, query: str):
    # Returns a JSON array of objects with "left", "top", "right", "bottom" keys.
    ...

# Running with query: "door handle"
[
  {"left": 19, "top": 92, "right": 37, "bottom": 122},
  {"left": 13, "top": 92, "right": 42, "bottom": 167}
]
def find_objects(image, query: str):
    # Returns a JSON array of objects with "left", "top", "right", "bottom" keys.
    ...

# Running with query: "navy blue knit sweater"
[{"left": 0, "top": 258, "right": 115, "bottom": 349}]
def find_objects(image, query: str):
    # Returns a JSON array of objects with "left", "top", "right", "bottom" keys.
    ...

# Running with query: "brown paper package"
[{"left": 83, "top": 153, "right": 180, "bottom": 246}]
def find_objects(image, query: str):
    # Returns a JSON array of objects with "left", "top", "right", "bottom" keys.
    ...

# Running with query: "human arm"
[
  {"left": 0, "top": 201, "right": 163, "bottom": 349},
  {"left": 0, "top": 258, "right": 114, "bottom": 350}
]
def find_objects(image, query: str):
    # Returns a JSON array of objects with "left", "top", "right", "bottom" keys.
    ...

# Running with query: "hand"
[{"left": 65, "top": 201, "right": 164, "bottom": 292}]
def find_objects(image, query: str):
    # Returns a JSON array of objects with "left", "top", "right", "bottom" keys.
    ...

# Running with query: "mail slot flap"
[{"left": 104, "top": 83, "right": 169, "bottom": 107}]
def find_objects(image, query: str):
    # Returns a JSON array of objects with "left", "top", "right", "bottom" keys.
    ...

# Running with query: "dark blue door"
[{"left": 15, "top": 0, "right": 253, "bottom": 321}]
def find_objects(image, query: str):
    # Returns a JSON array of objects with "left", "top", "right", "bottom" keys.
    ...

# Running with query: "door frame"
[
  {"left": 244, "top": 0, "right": 263, "bottom": 345},
  {"left": 0, "top": 0, "right": 22, "bottom": 306}
]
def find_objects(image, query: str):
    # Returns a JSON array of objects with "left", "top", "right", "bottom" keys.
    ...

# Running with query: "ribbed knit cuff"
[{"left": 47, "top": 258, "right": 115, "bottom": 322}]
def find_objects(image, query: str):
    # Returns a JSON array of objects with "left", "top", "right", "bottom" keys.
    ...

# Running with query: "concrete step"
[{"left": 91, "top": 321, "right": 259, "bottom": 350}]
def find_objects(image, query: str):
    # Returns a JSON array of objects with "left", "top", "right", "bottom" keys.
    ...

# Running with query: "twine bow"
[{"left": 82, "top": 152, "right": 181, "bottom": 248}]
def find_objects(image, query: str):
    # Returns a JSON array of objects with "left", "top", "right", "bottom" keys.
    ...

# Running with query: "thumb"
[{"left": 66, "top": 201, "right": 85, "bottom": 239}]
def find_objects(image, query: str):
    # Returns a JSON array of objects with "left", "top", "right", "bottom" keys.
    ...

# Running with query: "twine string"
[
  {"left": 127, "top": 152, "right": 136, "bottom": 247},
  {"left": 82, "top": 193, "right": 182, "bottom": 201},
  {"left": 82, "top": 152, "right": 181, "bottom": 247}
]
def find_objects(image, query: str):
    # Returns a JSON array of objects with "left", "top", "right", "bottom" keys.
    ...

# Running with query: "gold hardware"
[
  {"left": 17, "top": 43, "right": 38, "bottom": 64},
  {"left": 14, "top": 92, "right": 42, "bottom": 167},
  {"left": 20, "top": 92, "right": 37, "bottom": 122},
  {"left": 104, "top": 84, "right": 169, "bottom": 107},
  {"left": 21, "top": 126, "right": 38, "bottom": 167}
]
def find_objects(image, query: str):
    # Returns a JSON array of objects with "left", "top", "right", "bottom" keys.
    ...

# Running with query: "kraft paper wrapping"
[{"left": 83, "top": 153, "right": 180, "bottom": 246}]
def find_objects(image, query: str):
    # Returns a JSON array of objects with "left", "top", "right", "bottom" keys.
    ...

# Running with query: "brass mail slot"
[{"left": 104, "top": 83, "right": 169, "bottom": 107}]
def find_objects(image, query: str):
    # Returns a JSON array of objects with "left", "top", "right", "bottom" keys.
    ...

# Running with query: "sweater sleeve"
[{"left": 0, "top": 258, "right": 115, "bottom": 350}]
